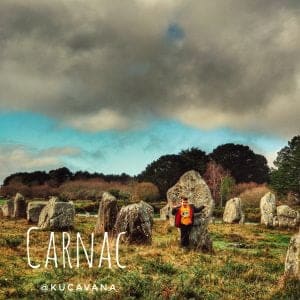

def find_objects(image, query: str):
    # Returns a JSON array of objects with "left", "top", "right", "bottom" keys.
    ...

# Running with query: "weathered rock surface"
[
  {"left": 2, "top": 199, "right": 14, "bottom": 217},
  {"left": 167, "top": 170, "right": 214, "bottom": 252},
  {"left": 95, "top": 192, "right": 118, "bottom": 235},
  {"left": 13, "top": 193, "right": 27, "bottom": 218},
  {"left": 160, "top": 204, "right": 171, "bottom": 220},
  {"left": 223, "top": 197, "right": 245, "bottom": 224},
  {"left": 27, "top": 201, "right": 48, "bottom": 223},
  {"left": 284, "top": 232, "right": 300, "bottom": 279},
  {"left": 260, "top": 192, "right": 276, "bottom": 227},
  {"left": 114, "top": 201, "right": 154, "bottom": 244},
  {"left": 38, "top": 197, "right": 75, "bottom": 230},
  {"left": 276, "top": 205, "right": 300, "bottom": 228}
]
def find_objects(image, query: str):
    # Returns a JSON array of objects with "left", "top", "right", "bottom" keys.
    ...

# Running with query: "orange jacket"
[{"left": 171, "top": 204, "right": 205, "bottom": 227}]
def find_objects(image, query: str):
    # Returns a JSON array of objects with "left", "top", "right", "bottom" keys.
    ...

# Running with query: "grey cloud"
[
  {"left": 0, "top": 0, "right": 299, "bottom": 135},
  {"left": 0, "top": 145, "right": 81, "bottom": 183}
]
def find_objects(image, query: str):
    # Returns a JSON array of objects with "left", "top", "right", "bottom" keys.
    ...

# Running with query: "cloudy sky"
[{"left": 0, "top": 0, "right": 299, "bottom": 183}]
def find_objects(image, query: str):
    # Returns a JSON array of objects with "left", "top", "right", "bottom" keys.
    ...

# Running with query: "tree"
[
  {"left": 220, "top": 175, "right": 235, "bottom": 207},
  {"left": 179, "top": 147, "right": 209, "bottom": 175},
  {"left": 210, "top": 143, "right": 270, "bottom": 184},
  {"left": 271, "top": 135, "right": 300, "bottom": 196},
  {"left": 204, "top": 160, "right": 228, "bottom": 205},
  {"left": 138, "top": 148, "right": 208, "bottom": 197},
  {"left": 138, "top": 154, "right": 188, "bottom": 197},
  {"left": 48, "top": 167, "right": 73, "bottom": 187}
]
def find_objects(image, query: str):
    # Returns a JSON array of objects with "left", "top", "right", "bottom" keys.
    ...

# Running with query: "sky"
[{"left": 0, "top": 0, "right": 299, "bottom": 183}]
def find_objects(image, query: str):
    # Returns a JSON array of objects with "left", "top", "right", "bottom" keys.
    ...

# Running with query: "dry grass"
[{"left": 0, "top": 216, "right": 299, "bottom": 299}]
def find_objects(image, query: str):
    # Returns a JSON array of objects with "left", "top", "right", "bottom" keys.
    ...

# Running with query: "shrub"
[
  {"left": 131, "top": 182, "right": 160, "bottom": 203},
  {"left": 238, "top": 185, "right": 270, "bottom": 208}
]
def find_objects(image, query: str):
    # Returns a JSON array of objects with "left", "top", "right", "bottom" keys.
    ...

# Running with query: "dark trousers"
[{"left": 180, "top": 224, "right": 192, "bottom": 247}]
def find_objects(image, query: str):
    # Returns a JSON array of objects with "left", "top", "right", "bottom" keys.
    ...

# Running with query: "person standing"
[{"left": 171, "top": 197, "right": 205, "bottom": 249}]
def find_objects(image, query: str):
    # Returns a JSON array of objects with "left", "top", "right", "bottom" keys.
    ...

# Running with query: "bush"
[
  {"left": 238, "top": 185, "right": 270, "bottom": 208},
  {"left": 131, "top": 182, "right": 160, "bottom": 203}
]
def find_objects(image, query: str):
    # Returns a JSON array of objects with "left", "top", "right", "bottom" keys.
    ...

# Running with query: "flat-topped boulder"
[
  {"left": 38, "top": 197, "right": 75, "bottom": 230},
  {"left": 13, "top": 193, "right": 27, "bottom": 218},
  {"left": 260, "top": 192, "right": 276, "bottom": 227},
  {"left": 27, "top": 201, "right": 48, "bottom": 223},
  {"left": 95, "top": 192, "right": 118, "bottom": 235},
  {"left": 276, "top": 205, "right": 300, "bottom": 228},
  {"left": 167, "top": 170, "right": 214, "bottom": 252},
  {"left": 223, "top": 197, "right": 245, "bottom": 224},
  {"left": 114, "top": 201, "right": 154, "bottom": 244}
]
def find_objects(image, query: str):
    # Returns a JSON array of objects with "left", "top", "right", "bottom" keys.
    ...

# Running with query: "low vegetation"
[{"left": 0, "top": 216, "right": 298, "bottom": 299}]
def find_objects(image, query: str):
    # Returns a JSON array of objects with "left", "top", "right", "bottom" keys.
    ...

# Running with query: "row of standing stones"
[{"left": 0, "top": 170, "right": 299, "bottom": 280}]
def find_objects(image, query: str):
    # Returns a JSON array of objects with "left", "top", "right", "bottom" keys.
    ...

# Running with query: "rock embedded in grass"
[
  {"left": 276, "top": 205, "right": 300, "bottom": 228},
  {"left": 223, "top": 197, "right": 245, "bottom": 224},
  {"left": 13, "top": 193, "right": 27, "bottom": 219},
  {"left": 160, "top": 204, "right": 171, "bottom": 220},
  {"left": 2, "top": 199, "right": 14, "bottom": 217},
  {"left": 260, "top": 192, "right": 276, "bottom": 227},
  {"left": 38, "top": 197, "right": 75, "bottom": 230},
  {"left": 284, "top": 232, "right": 300, "bottom": 279},
  {"left": 114, "top": 200, "right": 154, "bottom": 244},
  {"left": 95, "top": 192, "right": 118, "bottom": 235},
  {"left": 167, "top": 170, "right": 214, "bottom": 252},
  {"left": 27, "top": 201, "right": 48, "bottom": 223}
]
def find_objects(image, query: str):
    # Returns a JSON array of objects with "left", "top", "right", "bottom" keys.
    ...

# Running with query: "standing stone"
[
  {"left": 223, "top": 197, "right": 245, "bottom": 224},
  {"left": 13, "top": 193, "right": 27, "bottom": 218},
  {"left": 95, "top": 192, "right": 118, "bottom": 235},
  {"left": 1, "top": 199, "right": 14, "bottom": 217},
  {"left": 276, "top": 205, "right": 300, "bottom": 228},
  {"left": 284, "top": 232, "right": 300, "bottom": 279},
  {"left": 260, "top": 192, "right": 276, "bottom": 227},
  {"left": 160, "top": 204, "right": 171, "bottom": 220},
  {"left": 38, "top": 197, "right": 75, "bottom": 230},
  {"left": 114, "top": 201, "right": 154, "bottom": 244},
  {"left": 27, "top": 201, "right": 48, "bottom": 223},
  {"left": 167, "top": 170, "right": 214, "bottom": 252}
]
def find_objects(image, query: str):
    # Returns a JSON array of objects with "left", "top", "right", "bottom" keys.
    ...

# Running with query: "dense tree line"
[
  {"left": 137, "top": 144, "right": 270, "bottom": 196},
  {"left": 2, "top": 143, "right": 272, "bottom": 198},
  {"left": 3, "top": 167, "right": 132, "bottom": 188}
]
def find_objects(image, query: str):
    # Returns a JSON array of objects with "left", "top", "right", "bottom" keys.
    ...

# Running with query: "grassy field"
[{"left": 0, "top": 217, "right": 299, "bottom": 300}]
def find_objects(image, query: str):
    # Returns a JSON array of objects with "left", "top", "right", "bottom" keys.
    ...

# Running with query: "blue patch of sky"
[
  {"left": 167, "top": 23, "right": 185, "bottom": 41},
  {"left": 0, "top": 111, "right": 287, "bottom": 175}
]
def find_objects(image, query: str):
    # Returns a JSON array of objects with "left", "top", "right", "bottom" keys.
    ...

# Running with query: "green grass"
[{"left": 0, "top": 217, "right": 298, "bottom": 299}]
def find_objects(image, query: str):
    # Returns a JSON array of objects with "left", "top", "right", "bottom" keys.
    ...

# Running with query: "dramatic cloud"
[{"left": 0, "top": 0, "right": 299, "bottom": 135}]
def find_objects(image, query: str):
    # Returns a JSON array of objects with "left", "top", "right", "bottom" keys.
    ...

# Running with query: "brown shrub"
[
  {"left": 58, "top": 179, "right": 130, "bottom": 200},
  {"left": 1, "top": 179, "right": 161, "bottom": 203},
  {"left": 0, "top": 183, "right": 32, "bottom": 198},
  {"left": 238, "top": 184, "right": 271, "bottom": 208},
  {"left": 131, "top": 182, "right": 160, "bottom": 202},
  {"left": 233, "top": 182, "right": 261, "bottom": 196}
]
